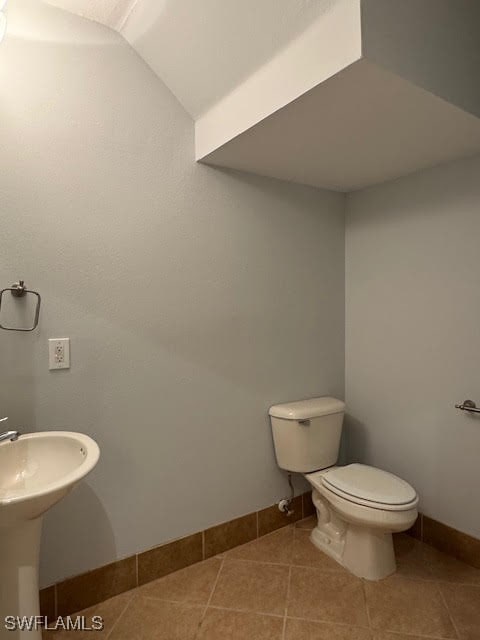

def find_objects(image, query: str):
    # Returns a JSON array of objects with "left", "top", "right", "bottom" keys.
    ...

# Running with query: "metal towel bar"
[
  {"left": 455, "top": 400, "right": 480, "bottom": 414},
  {"left": 0, "top": 280, "right": 41, "bottom": 332}
]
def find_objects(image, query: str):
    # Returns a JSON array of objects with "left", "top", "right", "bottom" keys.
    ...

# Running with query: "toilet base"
[
  {"left": 310, "top": 516, "right": 397, "bottom": 581},
  {"left": 308, "top": 488, "right": 412, "bottom": 581},
  {"left": 343, "top": 525, "right": 396, "bottom": 580}
]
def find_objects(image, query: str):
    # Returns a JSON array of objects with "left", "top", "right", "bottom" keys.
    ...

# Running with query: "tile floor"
[{"left": 43, "top": 516, "right": 480, "bottom": 639}]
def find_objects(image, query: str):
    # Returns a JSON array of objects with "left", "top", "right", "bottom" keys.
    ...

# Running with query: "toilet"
[{"left": 269, "top": 397, "right": 418, "bottom": 580}]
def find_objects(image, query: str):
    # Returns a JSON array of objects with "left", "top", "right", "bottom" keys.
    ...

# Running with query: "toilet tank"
[{"left": 269, "top": 397, "right": 345, "bottom": 473}]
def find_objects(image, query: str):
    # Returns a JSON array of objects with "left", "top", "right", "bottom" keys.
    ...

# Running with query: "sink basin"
[
  {"left": 0, "top": 431, "right": 100, "bottom": 639},
  {"left": 0, "top": 431, "right": 99, "bottom": 526}
]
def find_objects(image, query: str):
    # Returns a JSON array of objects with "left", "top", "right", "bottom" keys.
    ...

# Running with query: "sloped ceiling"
[
  {"left": 47, "top": 0, "right": 338, "bottom": 119},
  {"left": 46, "top": 0, "right": 136, "bottom": 30},
  {"left": 120, "top": 0, "right": 340, "bottom": 118}
]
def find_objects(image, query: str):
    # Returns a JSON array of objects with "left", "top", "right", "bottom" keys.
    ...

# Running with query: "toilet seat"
[{"left": 309, "top": 464, "right": 418, "bottom": 512}]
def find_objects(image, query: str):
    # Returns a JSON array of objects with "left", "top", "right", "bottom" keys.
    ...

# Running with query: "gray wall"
[
  {"left": 346, "top": 154, "right": 480, "bottom": 539},
  {"left": 0, "top": 3, "right": 345, "bottom": 586},
  {"left": 362, "top": 0, "right": 480, "bottom": 118}
]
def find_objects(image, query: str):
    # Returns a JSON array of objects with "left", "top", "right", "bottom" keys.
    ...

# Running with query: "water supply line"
[{"left": 278, "top": 472, "right": 295, "bottom": 516}]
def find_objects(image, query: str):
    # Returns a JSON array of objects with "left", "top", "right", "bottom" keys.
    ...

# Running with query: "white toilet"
[{"left": 269, "top": 396, "right": 418, "bottom": 580}]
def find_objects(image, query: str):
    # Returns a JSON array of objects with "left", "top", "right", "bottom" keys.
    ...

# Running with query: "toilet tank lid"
[{"left": 269, "top": 397, "right": 345, "bottom": 420}]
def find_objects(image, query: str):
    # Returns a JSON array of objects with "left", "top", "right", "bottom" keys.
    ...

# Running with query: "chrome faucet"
[{"left": 0, "top": 417, "right": 20, "bottom": 443}]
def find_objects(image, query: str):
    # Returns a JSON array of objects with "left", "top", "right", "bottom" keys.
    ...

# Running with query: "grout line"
[
  {"left": 256, "top": 511, "right": 259, "bottom": 539},
  {"left": 286, "top": 614, "right": 370, "bottom": 629},
  {"left": 105, "top": 592, "right": 134, "bottom": 640},
  {"left": 219, "top": 556, "right": 347, "bottom": 572},
  {"left": 192, "top": 556, "right": 226, "bottom": 639},
  {"left": 199, "top": 606, "right": 209, "bottom": 636},
  {"left": 289, "top": 563, "right": 344, "bottom": 573},
  {"left": 362, "top": 579, "right": 372, "bottom": 629},
  {"left": 199, "top": 554, "right": 226, "bottom": 623},
  {"left": 192, "top": 605, "right": 209, "bottom": 640},
  {"left": 207, "top": 605, "right": 284, "bottom": 618},
  {"left": 436, "top": 582, "right": 461, "bottom": 640},
  {"left": 202, "top": 530, "right": 205, "bottom": 560},
  {"left": 141, "top": 595, "right": 194, "bottom": 605},
  {"left": 435, "top": 579, "right": 480, "bottom": 587},
  {"left": 368, "top": 570, "right": 480, "bottom": 588},
  {"left": 282, "top": 565, "right": 292, "bottom": 640},
  {"left": 137, "top": 594, "right": 285, "bottom": 618}
]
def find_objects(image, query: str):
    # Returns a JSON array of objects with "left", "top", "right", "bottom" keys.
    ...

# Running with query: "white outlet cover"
[{"left": 48, "top": 338, "right": 70, "bottom": 370}]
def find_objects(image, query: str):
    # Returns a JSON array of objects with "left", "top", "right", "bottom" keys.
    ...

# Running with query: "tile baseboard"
[
  {"left": 42, "top": 490, "right": 312, "bottom": 618},
  {"left": 423, "top": 515, "right": 480, "bottom": 569},
  {"left": 56, "top": 556, "right": 136, "bottom": 617},
  {"left": 204, "top": 513, "right": 257, "bottom": 559},
  {"left": 407, "top": 512, "right": 480, "bottom": 569},
  {"left": 138, "top": 532, "right": 203, "bottom": 586}
]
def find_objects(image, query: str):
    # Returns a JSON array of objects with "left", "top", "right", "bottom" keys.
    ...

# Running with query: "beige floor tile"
[
  {"left": 295, "top": 516, "right": 316, "bottom": 531},
  {"left": 288, "top": 566, "right": 368, "bottom": 626},
  {"left": 109, "top": 596, "right": 204, "bottom": 640},
  {"left": 136, "top": 557, "right": 222, "bottom": 604},
  {"left": 210, "top": 559, "right": 289, "bottom": 615},
  {"left": 197, "top": 608, "right": 283, "bottom": 639},
  {"left": 393, "top": 535, "right": 480, "bottom": 585},
  {"left": 42, "top": 592, "right": 132, "bottom": 639},
  {"left": 292, "top": 529, "right": 346, "bottom": 572},
  {"left": 285, "top": 618, "right": 372, "bottom": 639},
  {"left": 424, "top": 546, "right": 480, "bottom": 585},
  {"left": 393, "top": 535, "right": 435, "bottom": 581},
  {"left": 440, "top": 583, "right": 480, "bottom": 639},
  {"left": 227, "top": 526, "right": 293, "bottom": 564},
  {"left": 365, "top": 577, "right": 457, "bottom": 638}
]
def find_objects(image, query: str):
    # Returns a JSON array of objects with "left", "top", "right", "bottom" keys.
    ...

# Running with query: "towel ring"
[{"left": 0, "top": 281, "right": 41, "bottom": 332}]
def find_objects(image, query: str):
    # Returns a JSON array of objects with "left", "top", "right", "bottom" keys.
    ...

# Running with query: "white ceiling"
[
  {"left": 121, "top": 0, "right": 339, "bottom": 118},
  {"left": 47, "top": 0, "right": 339, "bottom": 119}
]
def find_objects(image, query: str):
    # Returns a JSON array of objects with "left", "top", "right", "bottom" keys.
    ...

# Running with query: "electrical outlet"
[{"left": 49, "top": 338, "right": 70, "bottom": 370}]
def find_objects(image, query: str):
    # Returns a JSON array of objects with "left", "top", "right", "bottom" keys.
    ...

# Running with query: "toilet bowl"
[
  {"left": 269, "top": 397, "right": 418, "bottom": 581},
  {"left": 306, "top": 464, "right": 418, "bottom": 580}
]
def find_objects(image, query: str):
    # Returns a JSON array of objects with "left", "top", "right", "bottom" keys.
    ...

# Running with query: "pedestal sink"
[{"left": 0, "top": 431, "right": 100, "bottom": 639}]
